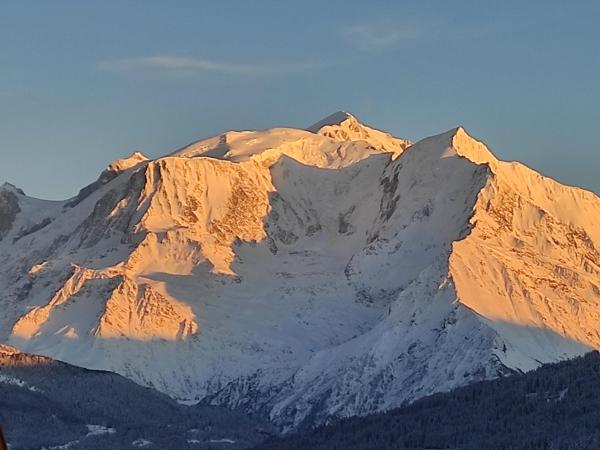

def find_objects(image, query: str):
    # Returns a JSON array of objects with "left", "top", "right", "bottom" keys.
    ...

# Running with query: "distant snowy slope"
[{"left": 0, "top": 113, "right": 599, "bottom": 431}]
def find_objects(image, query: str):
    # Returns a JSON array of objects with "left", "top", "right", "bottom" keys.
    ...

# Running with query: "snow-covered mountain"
[{"left": 1, "top": 112, "right": 599, "bottom": 430}]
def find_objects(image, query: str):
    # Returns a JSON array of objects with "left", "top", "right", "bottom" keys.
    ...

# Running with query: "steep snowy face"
[
  {"left": 451, "top": 159, "right": 600, "bottom": 370},
  {"left": 1, "top": 115, "right": 599, "bottom": 431}
]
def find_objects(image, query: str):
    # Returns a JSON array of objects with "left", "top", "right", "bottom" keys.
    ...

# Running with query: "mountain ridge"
[
  {"left": 0, "top": 344, "right": 271, "bottom": 449},
  {"left": 0, "top": 112, "right": 599, "bottom": 431}
]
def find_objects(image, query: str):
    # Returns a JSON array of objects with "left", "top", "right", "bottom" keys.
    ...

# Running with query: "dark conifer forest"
[{"left": 258, "top": 352, "right": 600, "bottom": 450}]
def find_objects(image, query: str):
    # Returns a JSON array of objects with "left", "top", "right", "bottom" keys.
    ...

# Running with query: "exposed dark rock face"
[{"left": 0, "top": 189, "right": 20, "bottom": 241}]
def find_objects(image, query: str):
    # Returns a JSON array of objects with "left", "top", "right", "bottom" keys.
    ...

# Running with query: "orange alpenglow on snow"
[{"left": 0, "top": 112, "right": 598, "bottom": 430}]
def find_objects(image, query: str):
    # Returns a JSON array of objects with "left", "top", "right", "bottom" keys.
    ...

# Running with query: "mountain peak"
[
  {"left": 450, "top": 126, "right": 498, "bottom": 169},
  {"left": 422, "top": 126, "right": 498, "bottom": 169},
  {"left": 306, "top": 111, "right": 355, "bottom": 132},
  {"left": 107, "top": 151, "right": 149, "bottom": 173},
  {"left": 307, "top": 111, "right": 411, "bottom": 156},
  {"left": 0, "top": 182, "right": 25, "bottom": 196}
]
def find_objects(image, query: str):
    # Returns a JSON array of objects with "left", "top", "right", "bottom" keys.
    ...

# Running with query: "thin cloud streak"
[
  {"left": 339, "top": 21, "right": 422, "bottom": 52},
  {"left": 97, "top": 55, "right": 326, "bottom": 76}
]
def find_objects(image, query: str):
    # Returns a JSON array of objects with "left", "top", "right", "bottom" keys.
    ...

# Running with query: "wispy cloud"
[
  {"left": 97, "top": 55, "right": 325, "bottom": 77},
  {"left": 339, "top": 21, "right": 421, "bottom": 52}
]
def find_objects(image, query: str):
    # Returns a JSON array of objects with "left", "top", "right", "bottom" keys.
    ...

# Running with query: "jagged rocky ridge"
[{"left": 0, "top": 112, "right": 599, "bottom": 430}]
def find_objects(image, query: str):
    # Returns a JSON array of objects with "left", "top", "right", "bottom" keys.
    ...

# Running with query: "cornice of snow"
[
  {"left": 107, "top": 151, "right": 149, "bottom": 173},
  {"left": 306, "top": 111, "right": 354, "bottom": 132}
]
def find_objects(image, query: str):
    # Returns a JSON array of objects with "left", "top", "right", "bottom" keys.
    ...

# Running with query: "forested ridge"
[{"left": 258, "top": 352, "right": 600, "bottom": 450}]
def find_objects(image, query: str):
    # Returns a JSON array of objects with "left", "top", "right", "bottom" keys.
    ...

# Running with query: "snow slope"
[{"left": 0, "top": 113, "right": 599, "bottom": 430}]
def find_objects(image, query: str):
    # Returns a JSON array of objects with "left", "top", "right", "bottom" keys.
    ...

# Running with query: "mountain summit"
[
  {"left": 306, "top": 110, "right": 354, "bottom": 131},
  {"left": 308, "top": 111, "right": 411, "bottom": 156},
  {"left": 0, "top": 114, "right": 599, "bottom": 430}
]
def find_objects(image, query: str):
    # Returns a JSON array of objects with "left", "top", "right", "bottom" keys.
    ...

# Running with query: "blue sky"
[{"left": 1, "top": 1, "right": 599, "bottom": 199}]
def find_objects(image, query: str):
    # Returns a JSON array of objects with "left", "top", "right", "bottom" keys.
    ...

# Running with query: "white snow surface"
[
  {"left": 85, "top": 425, "right": 117, "bottom": 437},
  {"left": 0, "top": 374, "right": 40, "bottom": 392},
  {"left": 1, "top": 114, "right": 599, "bottom": 430},
  {"left": 209, "top": 438, "right": 236, "bottom": 444}
]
